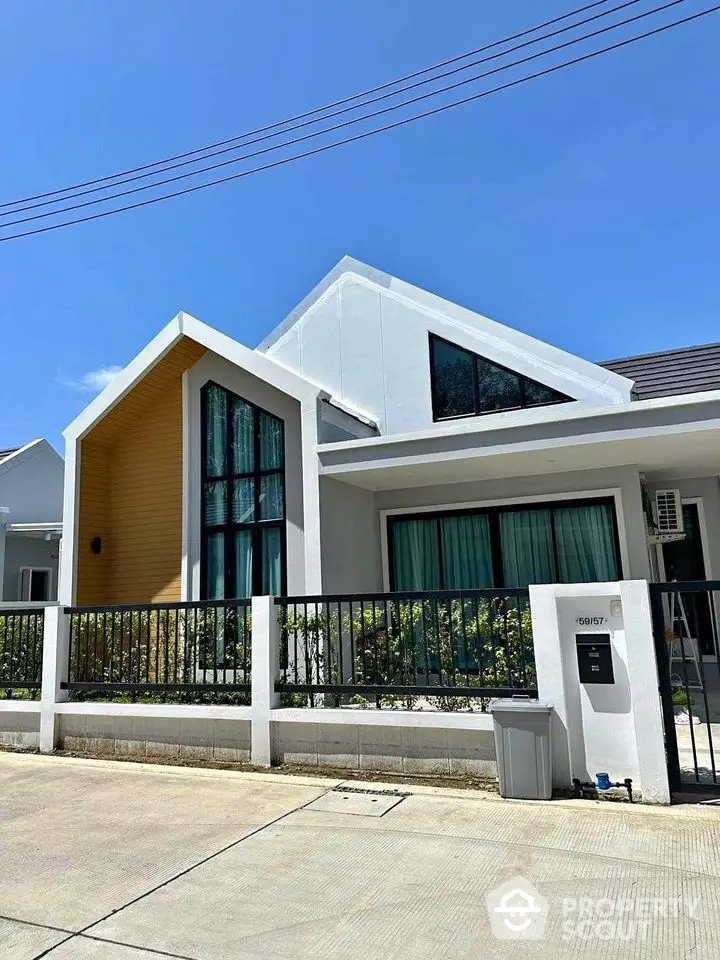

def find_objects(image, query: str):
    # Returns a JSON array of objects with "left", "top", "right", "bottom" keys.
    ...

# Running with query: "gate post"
[
  {"left": 250, "top": 596, "right": 280, "bottom": 766},
  {"left": 39, "top": 606, "right": 70, "bottom": 752},
  {"left": 648, "top": 584, "right": 681, "bottom": 793}
]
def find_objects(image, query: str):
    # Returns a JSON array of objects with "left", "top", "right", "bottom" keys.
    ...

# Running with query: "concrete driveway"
[{"left": 1, "top": 753, "right": 719, "bottom": 959}]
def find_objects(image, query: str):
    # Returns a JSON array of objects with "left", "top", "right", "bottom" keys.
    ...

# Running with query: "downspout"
[{"left": 0, "top": 506, "right": 9, "bottom": 601}]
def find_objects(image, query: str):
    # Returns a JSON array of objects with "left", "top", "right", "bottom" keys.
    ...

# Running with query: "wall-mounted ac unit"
[{"left": 654, "top": 489, "right": 684, "bottom": 535}]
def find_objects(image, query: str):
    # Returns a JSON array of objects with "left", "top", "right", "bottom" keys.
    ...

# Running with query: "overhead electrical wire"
[
  {"left": 0, "top": 0, "right": 625, "bottom": 211},
  {"left": 1, "top": 4, "right": 716, "bottom": 242},
  {"left": 0, "top": 0, "right": 647, "bottom": 217},
  {"left": 0, "top": 0, "right": 691, "bottom": 228}
]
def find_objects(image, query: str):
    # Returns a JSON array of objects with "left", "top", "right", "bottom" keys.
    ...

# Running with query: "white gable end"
[{"left": 261, "top": 258, "right": 634, "bottom": 435}]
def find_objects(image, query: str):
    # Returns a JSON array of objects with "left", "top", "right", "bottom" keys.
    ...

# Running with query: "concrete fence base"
[{"left": 0, "top": 585, "right": 671, "bottom": 802}]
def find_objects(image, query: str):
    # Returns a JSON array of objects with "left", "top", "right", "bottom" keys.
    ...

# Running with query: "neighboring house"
[
  {"left": 59, "top": 257, "right": 720, "bottom": 628},
  {"left": 0, "top": 440, "right": 64, "bottom": 603}
]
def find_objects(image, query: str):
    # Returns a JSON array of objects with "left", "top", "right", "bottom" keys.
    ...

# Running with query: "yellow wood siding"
[{"left": 76, "top": 338, "right": 206, "bottom": 605}]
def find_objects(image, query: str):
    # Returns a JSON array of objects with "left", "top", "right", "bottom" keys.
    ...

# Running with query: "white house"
[{"left": 0, "top": 439, "right": 64, "bottom": 603}]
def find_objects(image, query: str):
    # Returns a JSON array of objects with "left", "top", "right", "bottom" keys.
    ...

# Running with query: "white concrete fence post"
[
  {"left": 250, "top": 595, "right": 281, "bottom": 766},
  {"left": 39, "top": 605, "right": 70, "bottom": 752},
  {"left": 530, "top": 580, "right": 670, "bottom": 804}
]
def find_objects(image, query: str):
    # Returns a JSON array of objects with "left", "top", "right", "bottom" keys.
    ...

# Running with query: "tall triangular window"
[{"left": 429, "top": 334, "right": 572, "bottom": 421}]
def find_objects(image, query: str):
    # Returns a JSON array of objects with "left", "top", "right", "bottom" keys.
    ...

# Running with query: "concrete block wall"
[
  {"left": 57, "top": 714, "right": 251, "bottom": 762},
  {"left": 274, "top": 721, "right": 496, "bottom": 776},
  {"left": 0, "top": 708, "right": 39, "bottom": 749}
]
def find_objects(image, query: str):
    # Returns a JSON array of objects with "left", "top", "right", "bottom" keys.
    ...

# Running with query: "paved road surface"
[{"left": 1, "top": 752, "right": 719, "bottom": 959}]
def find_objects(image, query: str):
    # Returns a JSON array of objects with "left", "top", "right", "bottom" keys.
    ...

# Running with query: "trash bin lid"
[{"left": 489, "top": 700, "right": 553, "bottom": 714}]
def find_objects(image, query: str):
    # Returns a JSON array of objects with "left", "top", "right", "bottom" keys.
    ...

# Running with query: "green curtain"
[
  {"left": 204, "top": 480, "right": 226, "bottom": 525},
  {"left": 260, "top": 413, "right": 284, "bottom": 470},
  {"left": 391, "top": 518, "right": 441, "bottom": 590},
  {"left": 260, "top": 473, "right": 284, "bottom": 520},
  {"left": 206, "top": 532, "right": 225, "bottom": 599},
  {"left": 232, "top": 478, "right": 255, "bottom": 523},
  {"left": 441, "top": 514, "right": 493, "bottom": 588},
  {"left": 205, "top": 386, "right": 226, "bottom": 478},
  {"left": 554, "top": 503, "right": 618, "bottom": 582},
  {"left": 232, "top": 399, "right": 254, "bottom": 474},
  {"left": 500, "top": 509, "right": 555, "bottom": 587},
  {"left": 234, "top": 530, "right": 253, "bottom": 599},
  {"left": 262, "top": 527, "right": 282, "bottom": 594}
]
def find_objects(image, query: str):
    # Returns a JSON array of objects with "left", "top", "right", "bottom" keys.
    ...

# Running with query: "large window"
[
  {"left": 389, "top": 499, "right": 620, "bottom": 591},
  {"left": 429, "top": 334, "right": 572, "bottom": 421},
  {"left": 202, "top": 382, "right": 285, "bottom": 599}
]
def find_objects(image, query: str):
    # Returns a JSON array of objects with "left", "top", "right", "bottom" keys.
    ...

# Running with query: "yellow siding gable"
[{"left": 76, "top": 337, "right": 206, "bottom": 605}]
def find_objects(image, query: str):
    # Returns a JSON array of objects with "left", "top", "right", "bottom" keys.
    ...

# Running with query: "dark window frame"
[
  {"left": 200, "top": 381, "right": 287, "bottom": 599},
  {"left": 428, "top": 333, "right": 573, "bottom": 422},
  {"left": 387, "top": 496, "right": 623, "bottom": 590}
]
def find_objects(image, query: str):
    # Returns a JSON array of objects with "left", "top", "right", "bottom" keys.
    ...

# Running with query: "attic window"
[{"left": 429, "top": 334, "right": 572, "bottom": 421}]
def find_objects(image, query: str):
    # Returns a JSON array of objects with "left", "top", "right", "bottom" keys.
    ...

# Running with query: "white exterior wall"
[
  {"left": 266, "top": 269, "right": 633, "bottom": 436},
  {"left": 319, "top": 477, "right": 382, "bottom": 594},
  {"left": 3, "top": 536, "right": 59, "bottom": 602},
  {"left": 0, "top": 442, "right": 63, "bottom": 524}
]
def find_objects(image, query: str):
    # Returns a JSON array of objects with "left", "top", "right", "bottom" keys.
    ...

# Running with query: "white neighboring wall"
[{"left": 262, "top": 260, "right": 634, "bottom": 436}]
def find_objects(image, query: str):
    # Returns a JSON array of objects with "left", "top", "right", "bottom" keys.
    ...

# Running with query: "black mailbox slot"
[{"left": 576, "top": 633, "right": 614, "bottom": 684}]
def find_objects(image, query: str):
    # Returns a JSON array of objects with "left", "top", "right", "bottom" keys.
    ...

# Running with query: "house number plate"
[{"left": 576, "top": 616, "right": 608, "bottom": 626}]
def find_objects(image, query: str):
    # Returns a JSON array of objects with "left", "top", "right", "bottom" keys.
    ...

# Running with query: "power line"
[
  {"left": 1, "top": 0, "right": 646, "bottom": 217},
  {"left": 0, "top": 0, "right": 620, "bottom": 210},
  {"left": 0, "top": 0, "right": 689, "bottom": 228},
  {"left": 1, "top": 4, "right": 717, "bottom": 243}
]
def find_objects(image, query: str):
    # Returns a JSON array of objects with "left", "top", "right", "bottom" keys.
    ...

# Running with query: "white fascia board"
[
  {"left": 262, "top": 257, "right": 634, "bottom": 404},
  {"left": 385, "top": 270, "right": 634, "bottom": 403},
  {"left": 6, "top": 522, "right": 63, "bottom": 533},
  {"left": 0, "top": 439, "right": 55, "bottom": 478},
  {"left": 63, "top": 311, "right": 324, "bottom": 442},
  {"left": 317, "top": 387, "right": 720, "bottom": 455},
  {"left": 320, "top": 415, "right": 720, "bottom": 478}
]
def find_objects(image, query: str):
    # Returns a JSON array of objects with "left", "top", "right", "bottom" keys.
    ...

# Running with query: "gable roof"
[
  {"left": 258, "top": 256, "right": 635, "bottom": 407},
  {"left": 0, "top": 447, "right": 19, "bottom": 462},
  {"left": 602, "top": 342, "right": 720, "bottom": 400},
  {"left": 63, "top": 311, "right": 327, "bottom": 443}
]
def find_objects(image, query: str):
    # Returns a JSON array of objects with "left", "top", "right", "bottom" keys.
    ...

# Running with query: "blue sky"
[{"left": 1, "top": 0, "right": 719, "bottom": 451}]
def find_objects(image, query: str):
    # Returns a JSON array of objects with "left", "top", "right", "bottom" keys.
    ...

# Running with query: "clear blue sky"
[{"left": 1, "top": 0, "right": 719, "bottom": 451}]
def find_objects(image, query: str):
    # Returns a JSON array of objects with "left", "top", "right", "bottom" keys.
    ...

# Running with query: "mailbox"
[{"left": 576, "top": 633, "right": 614, "bottom": 684}]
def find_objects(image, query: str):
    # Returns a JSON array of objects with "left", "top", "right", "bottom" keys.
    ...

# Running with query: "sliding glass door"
[{"left": 389, "top": 498, "right": 620, "bottom": 591}]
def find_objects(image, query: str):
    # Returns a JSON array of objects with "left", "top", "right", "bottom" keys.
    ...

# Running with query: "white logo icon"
[{"left": 486, "top": 876, "right": 549, "bottom": 940}]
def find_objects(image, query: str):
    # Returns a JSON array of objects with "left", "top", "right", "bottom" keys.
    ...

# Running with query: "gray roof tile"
[{"left": 601, "top": 343, "right": 720, "bottom": 400}]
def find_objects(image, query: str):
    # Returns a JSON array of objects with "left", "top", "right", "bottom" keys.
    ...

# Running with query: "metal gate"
[{"left": 650, "top": 581, "right": 720, "bottom": 795}]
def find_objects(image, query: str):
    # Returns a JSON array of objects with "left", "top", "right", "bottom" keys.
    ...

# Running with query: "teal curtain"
[
  {"left": 205, "top": 386, "right": 226, "bottom": 478},
  {"left": 391, "top": 518, "right": 441, "bottom": 590},
  {"left": 262, "top": 527, "right": 282, "bottom": 595},
  {"left": 260, "top": 473, "right": 284, "bottom": 520},
  {"left": 441, "top": 514, "right": 493, "bottom": 588},
  {"left": 232, "top": 478, "right": 255, "bottom": 523},
  {"left": 206, "top": 532, "right": 225, "bottom": 599},
  {"left": 260, "top": 413, "right": 284, "bottom": 470},
  {"left": 232, "top": 399, "right": 254, "bottom": 474},
  {"left": 554, "top": 503, "right": 618, "bottom": 582},
  {"left": 204, "top": 481, "right": 226, "bottom": 525},
  {"left": 234, "top": 531, "right": 253, "bottom": 599},
  {"left": 500, "top": 509, "right": 555, "bottom": 587}
]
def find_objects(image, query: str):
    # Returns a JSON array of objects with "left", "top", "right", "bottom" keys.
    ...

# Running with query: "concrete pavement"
[{"left": 1, "top": 752, "right": 719, "bottom": 959}]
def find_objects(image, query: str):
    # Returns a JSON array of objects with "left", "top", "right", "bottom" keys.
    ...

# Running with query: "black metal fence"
[
  {"left": 63, "top": 601, "right": 251, "bottom": 702},
  {"left": 0, "top": 607, "right": 45, "bottom": 698},
  {"left": 275, "top": 590, "right": 536, "bottom": 708},
  {"left": 650, "top": 581, "right": 720, "bottom": 793}
]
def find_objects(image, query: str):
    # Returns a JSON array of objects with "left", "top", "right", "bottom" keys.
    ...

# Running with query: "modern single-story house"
[
  {"left": 0, "top": 439, "right": 63, "bottom": 603},
  {"left": 59, "top": 257, "right": 720, "bottom": 652}
]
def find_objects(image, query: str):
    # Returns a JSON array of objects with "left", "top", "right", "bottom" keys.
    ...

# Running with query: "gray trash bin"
[{"left": 491, "top": 700, "right": 553, "bottom": 800}]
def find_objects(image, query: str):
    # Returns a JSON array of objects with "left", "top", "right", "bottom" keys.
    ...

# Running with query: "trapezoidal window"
[
  {"left": 429, "top": 333, "right": 572, "bottom": 421},
  {"left": 201, "top": 382, "right": 286, "bottom": 599}
]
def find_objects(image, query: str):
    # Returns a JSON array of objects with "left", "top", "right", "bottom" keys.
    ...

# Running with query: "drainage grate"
[{"left": 332, "top": 785, "right": 411, "bottom": 798}]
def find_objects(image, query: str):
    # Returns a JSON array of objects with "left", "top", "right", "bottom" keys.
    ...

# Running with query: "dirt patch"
[{"left": 45, "top": 747, "right": 498, "bottom": 793}]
